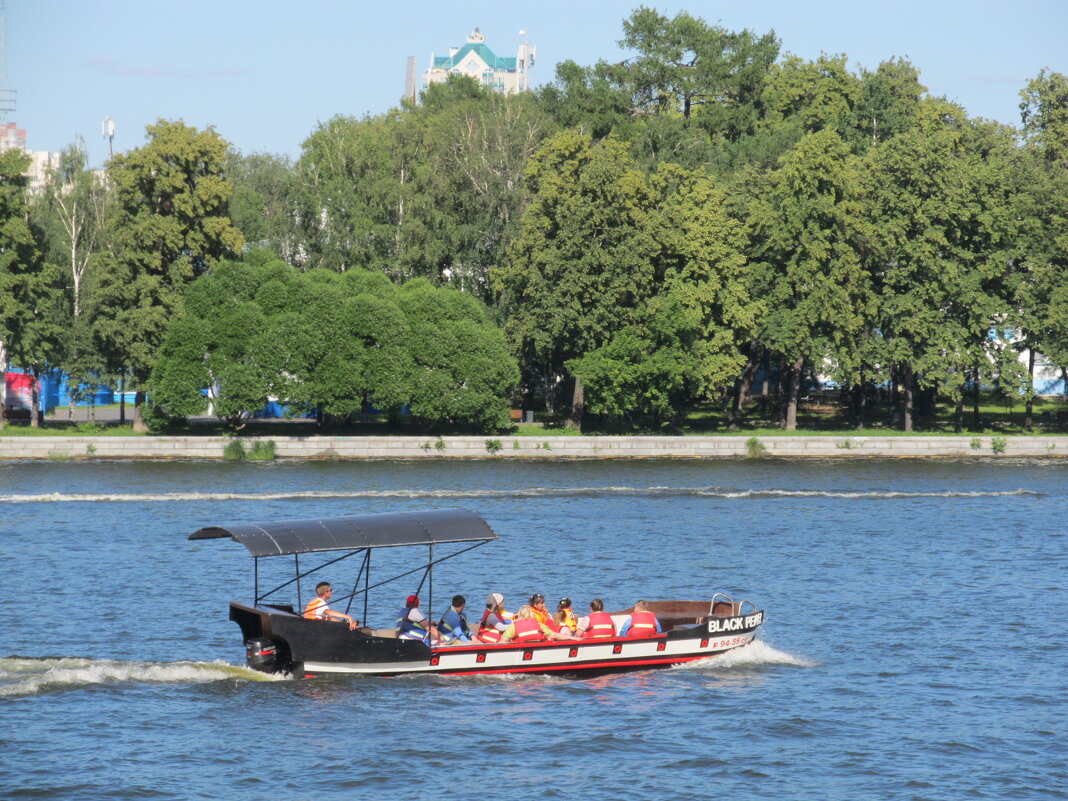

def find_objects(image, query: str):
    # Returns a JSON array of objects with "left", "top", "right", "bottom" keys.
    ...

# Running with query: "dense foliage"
[
  {"left": 145, "top": 252, "right": 518, "bottom": 430},
  {"left": 5, "top": 7, "right": 1068, "bottom": 432}
]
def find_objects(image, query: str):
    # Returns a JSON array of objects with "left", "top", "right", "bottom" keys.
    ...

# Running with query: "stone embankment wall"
[{"left": 0, "top": 435, "right": 1064, "bottom": 459}]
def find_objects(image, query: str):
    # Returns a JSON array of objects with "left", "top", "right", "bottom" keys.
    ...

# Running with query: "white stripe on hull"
[{"left": 303, "top": 631, "right": 756, "bottom": 676}]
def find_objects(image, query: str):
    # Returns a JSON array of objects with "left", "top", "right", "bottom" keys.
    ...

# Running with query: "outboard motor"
[{"left": 245, "top": 638, "right": 280, "bottom": 672}]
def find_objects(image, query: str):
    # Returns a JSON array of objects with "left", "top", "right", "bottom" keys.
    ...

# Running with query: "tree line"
[{"left": 2, "top": 7, "right": 1067, "bottom": 432}]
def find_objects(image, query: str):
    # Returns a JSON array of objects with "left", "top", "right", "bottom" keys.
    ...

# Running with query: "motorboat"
[{"left": 190, "top": 509, "right": 765, "bottom": 678}]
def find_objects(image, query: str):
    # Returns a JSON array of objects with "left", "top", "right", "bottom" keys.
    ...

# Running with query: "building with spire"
[{"left": 423, "top": 28, "right": 535, "bottom": 96}]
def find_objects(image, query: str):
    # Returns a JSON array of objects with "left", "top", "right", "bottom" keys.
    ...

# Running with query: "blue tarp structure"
[{"left": 5, "top": 368, "right": 135, "bottom": 415}]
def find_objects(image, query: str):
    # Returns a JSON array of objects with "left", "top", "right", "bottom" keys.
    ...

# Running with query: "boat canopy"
[{"left": 189, "top": 508, "right": 497, "bottom": 557}]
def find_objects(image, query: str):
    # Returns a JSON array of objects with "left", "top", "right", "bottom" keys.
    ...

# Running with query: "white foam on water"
[
  {"left": 673, "top": 639, "right": 817, "bottom": 671},
  {"left": 0, "top": 487, "right": 1040, "bottom": 503},
  {"left": 0, "top": 656, "right": 284, "bottom": 697}
]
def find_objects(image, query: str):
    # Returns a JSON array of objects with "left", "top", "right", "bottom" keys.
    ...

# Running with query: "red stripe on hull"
[{"left": 437, "top": 652, "right": 720, "bottom": 676}]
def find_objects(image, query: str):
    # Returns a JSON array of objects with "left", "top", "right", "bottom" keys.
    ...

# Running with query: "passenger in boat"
[
  {"left": 619, "top": 600, "right": 662, "bottom": 638},
  {"left": 477, "top": 593, "right": 512, "bottom": 643},
  {"left": 577, "top": 598, "right": 616, "bottom": 639},
  {"left": 437, "top": 595, "right": 472, "bottom": 644},
  {"left": 528, "top": 593, "right": 556, "bottom": 631},
  {"left": 396, "top": 595, "right": 440, "bottom": 644},
  {"left": 554, "top": 597, "right": 579, "bottom": 635},
  {"left": 302, "top": 582, "right": 360, "bottom": 630},
  {"left": 498, "top": 605, "right": 562, "bottom": 643}
]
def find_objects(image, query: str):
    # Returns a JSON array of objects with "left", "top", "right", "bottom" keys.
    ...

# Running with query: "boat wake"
[
  {"left": 0, "top": 656, "right": 283, "bottom": 697},
  {"left": 673, "top": 640, "right": 817, "bottom": 671},
  {"left": 0, "top": 487, "right": 1040, "bottom": 503}
]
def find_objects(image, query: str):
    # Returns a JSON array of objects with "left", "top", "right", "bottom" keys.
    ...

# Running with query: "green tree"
[
  {"left": 297, "top": 78, "right": 552, "bottom": 301},
  {"left": 1013, "top": 70, "right": 1068, "bottom": 417},
  {"left": 535, "top": 60, "right": 634, "bottom": 139},
  {"left": 397, "top": 278, "right": 519, "bottom": 430},
  {"left": 0, "top": 149, "right": 63, "bottom": 427},
  {"left": 759, "top": 54, "right": 861, "bottom": 137},
  {"left": 94, "top": 120, "right": 244, "bottom": 430},
  {"left": 32, "top": 140, "right": 113, "bottom": 419},
  {"left": 296, "top": 111, "right": 408, "bottom": 274},
  {"left": 616, "top": 6, "right": 780, "bottom": 139},
  {"left": 849, "top": 58, "right": 926, "bottom": 150},
  {"left": 745, "top": 129, "right": 872, "bottom": 430},
  {"left": 226, "top": 149, "right": 303, "bottom": 266},
  {"left": 496, "top": 130, "right": 658, "bottom": 429},
  {"left": 862, "top": 103, "right": 1016, "bottom": 431},
  {"left": 149, "top": 253, "right": 517, "bottom": 430}
]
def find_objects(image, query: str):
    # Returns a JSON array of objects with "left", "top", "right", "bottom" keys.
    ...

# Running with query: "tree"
[
  {"left": 616, "top": 7, "right": 780, "bottom": 139},
  {"left": 535, "top": 60, "right": 634, "bottom": 139},
  {"left": 397, "top": 278, "right": 519, "bottom": 430},
  {"left": 32, "top": 139, "right": 113, "bottom": 419},
  {"left": 746, "top": 129, "right": 872, "bottom": 430},
  {"left": 849, "top": 58, "right": 926, "bottom": 150},
  {"left": 570, "top": 164, "right": 755, "bottom": 428},
  {"left": 759, "top": 54, "right": 861, "bottom": 137},
  {"left": 495, "top": 130, "right": 658, "bottom": 429},
  {"left": 296, "top": 78, "right": 552, "bottom": 301},
  {"left": 1013, "top": 71, "right": 1068, "bottom": 419},
  {"left": 226, "top": 149, "right": 304, "bottom": 266},
  {"left": 296, "top": 111, "right": 409, "bottom": 274},
  {"left": 148, "top": 253, "right": 518, "bottom": 430},
  {"left": 93, "top": 120, "right": 244, "bottom": 430},
  {"left": 0, "top": 149, "right": 63, "bottom": 427},
  {"left": 862, "top": 102, "right": 1016, "bottom": 431}
]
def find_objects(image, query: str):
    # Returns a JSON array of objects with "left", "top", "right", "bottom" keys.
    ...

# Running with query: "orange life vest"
[
  {"left": 531, "top": 606, "right": 554, "bottom": 630},
  {"left": 627, "top": 610, "right": 658, "bottom": 638},
  {"left": 304, "top": 597, "right": 328, "bottom": 620},
  {"left": 557, "top": 608, "right": 578, "bottom": 633},
  {"left": 583, "top": 611, "right": 616, "bottom": 639},
  {"left": 513, "top": 617, "right": 547, "bottom": 643}
]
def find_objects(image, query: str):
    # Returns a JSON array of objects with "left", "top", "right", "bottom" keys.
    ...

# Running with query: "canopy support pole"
[
  {"left": 344, "top": 550, "right": 371, "bottom": 618},
  {"left": 295, "top": 554, "right": 301, "bottom": 613}
]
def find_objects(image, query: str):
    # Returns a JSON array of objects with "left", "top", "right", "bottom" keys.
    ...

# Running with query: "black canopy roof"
[{"left": 189, "top": 508, "right": 497, "bottom": 557}]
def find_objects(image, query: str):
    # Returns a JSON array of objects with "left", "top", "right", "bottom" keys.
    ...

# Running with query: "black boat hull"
[{"left": 230, "top": 602, "right": 765, "bottom": 678}]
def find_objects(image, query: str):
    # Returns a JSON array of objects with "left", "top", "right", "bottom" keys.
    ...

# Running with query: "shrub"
[
  {"left": 746, "top": 437, "right": 766, "bottom": 457},
  {"left": 223, "top": 439, "right": 247, "bottom": 460},
  {"left": 991, "top": 436, "right": 1007, "bottom": 455},
  {"left": 248, "top": 440, "right": 276, "bottom": 461},
  {"left": 485, "top": 439, "right": 503, "bottom": 454}
]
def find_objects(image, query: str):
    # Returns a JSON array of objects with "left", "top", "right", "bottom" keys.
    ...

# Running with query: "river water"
[{"left": 1, "top": 457, "right": 1065, "bottom": 800}]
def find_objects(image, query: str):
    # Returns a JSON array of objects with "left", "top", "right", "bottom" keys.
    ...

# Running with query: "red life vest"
[
  {"left": 477, "top": 610, "right": 503, "bottom": 643},
  {"left": 627, "top": 610, "right": 658, "bottom": 638},
  {"left": 583, "top": 611, "right": 616, "bottom": 639},
  {"left": 513, "top": 617, "right": 546, "bottom": 643}
]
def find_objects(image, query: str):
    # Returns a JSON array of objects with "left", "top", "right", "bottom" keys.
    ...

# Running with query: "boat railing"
[{"left": 709, "top": 593, "right": 736, "bottom": 616}]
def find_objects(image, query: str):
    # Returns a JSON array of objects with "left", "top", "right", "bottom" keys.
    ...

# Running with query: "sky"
[{"left": 8, "top": 0, "right": 1068, "bottom": 168}]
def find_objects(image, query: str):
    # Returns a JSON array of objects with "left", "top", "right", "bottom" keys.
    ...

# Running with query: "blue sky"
[{"left": 10, "top": 1, "right": 1067, "bottom": 167}]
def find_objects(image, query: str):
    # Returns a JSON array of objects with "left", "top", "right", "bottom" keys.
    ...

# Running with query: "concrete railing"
[{"left": 0, "top": 434, "right": 1064, "bottom": 460}]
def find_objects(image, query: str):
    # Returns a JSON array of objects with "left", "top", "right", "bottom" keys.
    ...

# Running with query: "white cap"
[{"left": 486, "top": 592, "right": 504, "bottom": 606}]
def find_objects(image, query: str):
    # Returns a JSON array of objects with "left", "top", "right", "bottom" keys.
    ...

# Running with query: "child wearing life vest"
[
  {"left": 498, "top": 605, "right": 561, "bottom": 643},
  {"left": 554, "top": 597, "right": 579, "bottom": 635}
]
